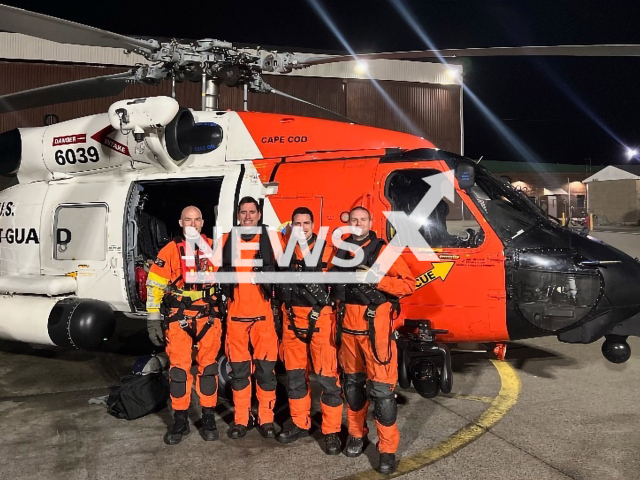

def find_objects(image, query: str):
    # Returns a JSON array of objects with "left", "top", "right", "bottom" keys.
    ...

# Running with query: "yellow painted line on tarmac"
[{"left": 335, "top": 360, "right": 521, "bottom": 480}]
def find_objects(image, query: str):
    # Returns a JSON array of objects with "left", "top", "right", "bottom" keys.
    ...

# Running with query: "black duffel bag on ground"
[{"left": 107, "top": 372, "right": 169, "bottom": 420}]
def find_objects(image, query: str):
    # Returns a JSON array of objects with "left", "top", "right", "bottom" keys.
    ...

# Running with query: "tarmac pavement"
[{"left": 0, "top": 333, "right": 638, "bottom": 480}]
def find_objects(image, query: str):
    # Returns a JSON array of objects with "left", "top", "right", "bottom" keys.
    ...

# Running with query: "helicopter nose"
[
  {"left": 574, "top": 233, "right": 640, "bottom": 314},
  {"left": 555, "top": 233, "right": 640, "bottom": 361},
  {"left": 508, "top": 231, "right": 640, "bottom": 361}
]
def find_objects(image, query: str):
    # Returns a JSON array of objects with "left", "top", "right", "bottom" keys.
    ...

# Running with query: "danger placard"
[{"left": 52, "top": 134, "right": 87, "bottom": 146}]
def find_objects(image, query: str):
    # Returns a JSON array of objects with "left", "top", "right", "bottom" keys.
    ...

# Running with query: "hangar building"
[{"left": 0, "top": 32, "right": 464, "bottom": 153}]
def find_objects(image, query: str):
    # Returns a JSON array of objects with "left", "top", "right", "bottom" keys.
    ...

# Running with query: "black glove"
[{"left": 146, "top": 312, "right": 165, "bottom": 347}]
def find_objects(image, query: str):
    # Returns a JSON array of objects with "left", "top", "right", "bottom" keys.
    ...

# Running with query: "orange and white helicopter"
[{"left": 0, "top": 4, "right": 639, "bottom": 397}]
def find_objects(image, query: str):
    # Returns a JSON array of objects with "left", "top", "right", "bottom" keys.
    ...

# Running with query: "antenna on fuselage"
[{"left": 269, "top": 88, "right": 358, "bottom": 124}]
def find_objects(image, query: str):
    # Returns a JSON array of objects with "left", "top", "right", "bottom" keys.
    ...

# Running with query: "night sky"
[{"left": 4, "top": 0, "right": 640, "bottom": 166}]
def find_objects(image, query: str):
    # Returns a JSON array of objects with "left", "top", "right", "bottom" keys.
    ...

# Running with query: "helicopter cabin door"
[
  {"left": 40, "top": 180, "right": 131, "bottom": 311},
  {"left": 372, "top": 161, "right": 507, "bottom": 342}
]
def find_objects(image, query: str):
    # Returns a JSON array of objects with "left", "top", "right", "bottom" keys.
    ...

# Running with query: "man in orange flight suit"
[
  {"left": 276, "top": 207, "right": 343, "bottom": 455},
  {"left": 221, "top": 196, "right": 279, "bottom": 440},
  {"left": 333, "top": 206, "right": 415, "bottom": 474},
  {"left": 146, "top": 206, "right": 222, "bottom": 444}
]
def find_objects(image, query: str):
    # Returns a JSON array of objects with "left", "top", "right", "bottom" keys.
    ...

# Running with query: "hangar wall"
[{"left": 0, "top": 61, "right": 462, "bottom": 153}]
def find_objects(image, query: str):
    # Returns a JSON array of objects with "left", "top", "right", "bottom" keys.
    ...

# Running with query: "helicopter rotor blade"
[
  {"left": 0, "top": 4, "right": 159, "bottom": 53},
  {"left": 0, "top": 72, "right": 137, "bottom": 114},
  {"left": 300, "top": 44, "right": 640, "bottom": 66}
]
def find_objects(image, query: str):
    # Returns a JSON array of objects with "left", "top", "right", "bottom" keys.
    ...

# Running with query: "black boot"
[
  {"left": 199, "top": 408, "right": 219, "bottom": 441},
  {"left": 275, "top": 423, "right": 309, "bottom": 444},
  {"left": 345, "top": 435, "right": 366, "bottom": 457},
  {"left": 378, "top": 452, "right": 397, "bottom": 475},
  {"left": 256, "top": 422, "right": 277, "bottom": 439},
  {"left": 324, "top": 433, "right": 342, "bottom": 455},
  {"left": 227, "top": 423, "right": 248, "bottom": 439},
  {"left": 164, "top": 410, "right": 190, "bottom": 445}
]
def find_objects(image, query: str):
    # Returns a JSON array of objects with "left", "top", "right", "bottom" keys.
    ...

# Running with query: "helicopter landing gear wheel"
[{"left": 217, "top": 354, "right": 234, "bottom": 400}]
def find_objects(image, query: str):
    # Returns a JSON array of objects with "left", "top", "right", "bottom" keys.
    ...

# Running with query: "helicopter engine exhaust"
[{"left": 164, "top": 107, "right": 224, "bottom": 161}]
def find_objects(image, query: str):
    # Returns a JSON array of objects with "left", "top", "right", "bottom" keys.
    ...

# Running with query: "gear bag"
[{"left": 106, "top": 372, "right": 170, "bottom": 420}]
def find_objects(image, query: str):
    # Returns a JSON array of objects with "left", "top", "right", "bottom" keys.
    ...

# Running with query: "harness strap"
[
  {"left": 161, "top": 283, "right": 219, "bottom": 317},
  {"left": 364, "top": 305, "right": 391, "bottom": 365},
  {"left": 194, "top": 316, "right": 217, "bottom": 344},
  {"left": 170, "top": 286, "right": 217, "bottom": 301},
  {"left": 335, "top": 302, "right": 345, "bottom": 348},
  {"left": 272, "top": 296, "right": 283, "bottom": 340},
  {"left": 286, "top": 304, "right": 323, "bottom": 344},
  {"left": 168, "top": 274, "right": 183, "bottom": 290},
  {"left": 287, "top": 325, "right": 320, "bottom": 333},
  {"left": 334, "top": 302, "right": 393, "bottom": 366},
  {"left": 164, "top": 311, "right": 222, "bottom": 324},
  {"left": 164, "top": 297, "right": 211, "bottom": 311},
  {"left": 163, "top": 313, "right": 220, "bottom": 346}
]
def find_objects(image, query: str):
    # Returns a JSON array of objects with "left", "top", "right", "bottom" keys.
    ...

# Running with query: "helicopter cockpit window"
[
  {"left": 469, "top": 166, "right": 549, "bottom": 244},
  {"left": 54, "top": 204, "right": 108, "bottom": 261},
  {"left": 385, "top": 169, "right": 484, "bottom": 248}
]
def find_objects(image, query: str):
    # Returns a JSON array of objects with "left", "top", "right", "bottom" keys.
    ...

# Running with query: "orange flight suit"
[
  {"left": 222, "top": 231, "right": 279, "bottom": 427},
  {"left": 337, "top": 235, "right": 415, "bottom": 454},
  {"left": 146, "top": 235, "right": 222, "bottom": 411},
  {"left": 279, "top": 234, "right": 343, "bottom": 434}
]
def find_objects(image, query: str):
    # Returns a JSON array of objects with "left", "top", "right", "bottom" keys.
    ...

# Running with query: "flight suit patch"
[{"left": 154, "top": 258, "right": 166, "bottom": 267}]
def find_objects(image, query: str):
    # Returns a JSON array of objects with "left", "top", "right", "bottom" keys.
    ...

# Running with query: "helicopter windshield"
[
  {"left": 469, "top": 166, "right": 550, "bottom": 244},
  {"left": 385, "top": 168, "right": 484, "bottom": 248}
]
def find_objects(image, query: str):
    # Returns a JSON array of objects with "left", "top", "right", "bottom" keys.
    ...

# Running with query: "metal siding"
[
  {"left": 345, "top": 79, "right": 461, "bottom": 153},
  {"left": 0, "top": 33, "right": 145, "bottom": 66},
  {"left": 0, "top": 62, "right": 461, "bottom": 153},
  {"left": 0, "top": 62, "right": 186, "bottom": 131}
]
